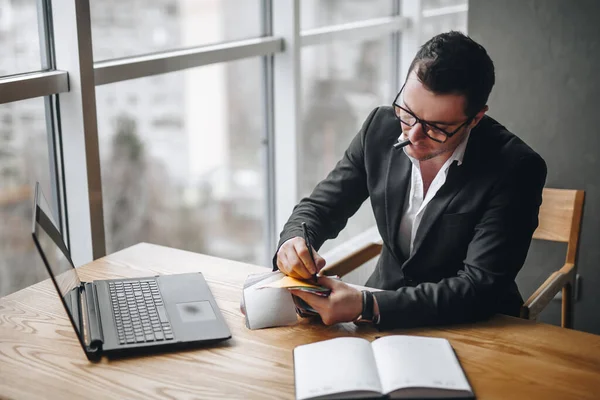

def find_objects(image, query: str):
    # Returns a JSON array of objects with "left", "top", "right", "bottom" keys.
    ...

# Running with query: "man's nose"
[{"left": 407, "top": 122, "right": 427, "bottom": 142}]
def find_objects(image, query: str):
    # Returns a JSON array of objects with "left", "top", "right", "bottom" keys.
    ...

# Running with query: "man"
[{"left": 274, "top": 31, "right": 547, "bottom": 329}]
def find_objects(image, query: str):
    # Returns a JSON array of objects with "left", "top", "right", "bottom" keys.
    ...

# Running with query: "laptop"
[{"left": 31, "top": 182, "right": 231, "bottom": 360}]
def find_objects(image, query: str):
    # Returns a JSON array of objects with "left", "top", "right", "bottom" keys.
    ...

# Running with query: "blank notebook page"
[
  {"left": 294, "top": 337, "right": 382, "bottom": 400},
  {"left": 372, "top": 335, "right": 471, "bottom": 395}
]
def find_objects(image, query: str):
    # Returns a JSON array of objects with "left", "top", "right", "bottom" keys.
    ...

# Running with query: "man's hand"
[
  {"left": 289, "top": 276, "right": 362, "bottom": 325},
  {"left": 276, "top": 237, "right": 326, "bottom": 280}
]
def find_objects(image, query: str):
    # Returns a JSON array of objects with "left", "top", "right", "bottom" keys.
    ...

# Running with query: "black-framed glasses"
[{"left": 392, "top": 83, "right": 473, "bottom": 143}]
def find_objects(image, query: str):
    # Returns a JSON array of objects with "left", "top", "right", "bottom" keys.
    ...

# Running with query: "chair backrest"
[{"left": 532, "top": 188, "right": 585, "bottom": 264}]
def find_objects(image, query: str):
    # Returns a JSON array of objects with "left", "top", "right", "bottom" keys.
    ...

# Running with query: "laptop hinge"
[{"left": 82, "top": 282, "right": 104, "bottom": 352}]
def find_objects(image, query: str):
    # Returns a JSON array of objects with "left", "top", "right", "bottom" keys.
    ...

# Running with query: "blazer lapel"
[
  {"left": 401, "top": 122, "right": 484, "bottom": 267},
  {"left": 384, "top": 149, "right": 411, "bottom": 259},
  {"left": 409, "top": 160, "right": 471, "bottom": 260}
]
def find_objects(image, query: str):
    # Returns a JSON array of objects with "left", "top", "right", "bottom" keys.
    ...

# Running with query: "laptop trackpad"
[
  {"left": 176, "top": 301, "right": 216, "bottom": 322},
  {"left": 158, "top": 273, "right": 231, "bottom": 342}
]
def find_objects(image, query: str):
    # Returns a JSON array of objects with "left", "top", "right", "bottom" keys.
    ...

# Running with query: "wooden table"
[{"left": 1, "top": 243, "right": 599, "bottom": 399}]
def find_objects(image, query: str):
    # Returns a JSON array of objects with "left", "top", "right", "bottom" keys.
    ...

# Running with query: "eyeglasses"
[{"left": 392, "top": 83, "right": 473, "bottom": 143}]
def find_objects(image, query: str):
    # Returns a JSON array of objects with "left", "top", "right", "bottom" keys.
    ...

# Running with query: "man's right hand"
[{"left": 276, "top": 237, "right": 326, "bottom": 280}]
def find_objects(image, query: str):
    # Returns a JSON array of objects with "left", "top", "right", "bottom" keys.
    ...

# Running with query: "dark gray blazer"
[{"left": 274, "top": 106, "right": 547, "bottom": 329}]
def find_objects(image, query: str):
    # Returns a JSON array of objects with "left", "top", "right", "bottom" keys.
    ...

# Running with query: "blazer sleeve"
[
  {"left": 272, "top": 107, "right": 378, "bottom": 270},
  {"left": 373, "top": 153, "right": 547, "bottom": 329}
]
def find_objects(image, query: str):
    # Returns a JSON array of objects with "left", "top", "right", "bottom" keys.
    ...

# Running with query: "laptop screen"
[{"left": 31, "top": 183, "right": 84, "bottom": 342}]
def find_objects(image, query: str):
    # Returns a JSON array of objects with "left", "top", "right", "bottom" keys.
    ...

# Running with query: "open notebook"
[{"left": 294, "top": 335, "right": 474, "bottom": 400}]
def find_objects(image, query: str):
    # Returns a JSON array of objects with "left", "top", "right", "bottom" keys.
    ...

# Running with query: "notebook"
[
  {"left": 293, "top": 335, "right": 474, "bottom": 400},
  {"left": 240, "top": 271, "right": 381, "bottom": 330},
  {"left": 240, "top": 271, "right": 299, "bottom": 330},
  {"left": 258, "top": 275, "right": 331, "bottom": 296}
]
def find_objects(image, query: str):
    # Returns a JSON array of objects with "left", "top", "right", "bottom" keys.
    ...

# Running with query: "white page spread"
[
  {"left": 294, "top": 337, "right": 382, "bottom": 400},
  {"left": 371, "top": 336, "right": 472, "bottom": 396}
]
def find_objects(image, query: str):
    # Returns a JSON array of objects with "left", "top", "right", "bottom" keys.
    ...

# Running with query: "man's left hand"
[{"left": 289, "top": 276, "right": 362, "bottom": 325}]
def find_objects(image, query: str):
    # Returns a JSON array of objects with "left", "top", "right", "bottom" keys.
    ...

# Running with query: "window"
[
  {"left": 300, "top": 37, "right": 391, "bottom": 253},
  {"left": 423, "top": 0, "right": 467, "bottom": 9},
  {"left": 0, "top": 0, "right": 42, "bottom": 76},
  {"left": 421, "top": 0, "right": 468, "bottom": 38},
  {"left": 95, "top": 58, "right": 267, "bottom": 265},
  {"left": 0, "top": 98, "right": 53, "bottom": 297},
  {"left": 301, "top": 0, "right": 392, "bottom": 30},
  {"left": 0, "top": 0, "right": 470, "bottom": 295},
  {"left": 90, "top": 0, "right": 262, "bottom": 61}
]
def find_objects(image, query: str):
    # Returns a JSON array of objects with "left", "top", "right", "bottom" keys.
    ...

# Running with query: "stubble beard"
[
  {"left": 410, "top": 129, "right": 470, "bottom": 162},
  {"left": 407, "top": 144, "right": 453, "bottom": 162}
]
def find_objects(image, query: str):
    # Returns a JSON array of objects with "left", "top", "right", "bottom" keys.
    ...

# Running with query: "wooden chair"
[
  {"left": 521, "top": 188, "right": 584, "bottom": 328},
  {"left": 320, "top": 188, "right": 585, "bottom": 329}
]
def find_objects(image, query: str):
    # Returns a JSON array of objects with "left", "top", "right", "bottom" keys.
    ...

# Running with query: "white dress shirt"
[{"left": 398, "top": 132, "right": 471, "bottom": 257}]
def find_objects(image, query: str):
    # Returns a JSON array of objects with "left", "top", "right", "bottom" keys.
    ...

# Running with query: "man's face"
[{"left": 399, "top": 71, "right": 475, "bottom": 162}]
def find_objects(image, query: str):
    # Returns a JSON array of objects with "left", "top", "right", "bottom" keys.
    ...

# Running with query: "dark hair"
[{"left": 407, "top": 31, "right": 495, "bottom": 117}]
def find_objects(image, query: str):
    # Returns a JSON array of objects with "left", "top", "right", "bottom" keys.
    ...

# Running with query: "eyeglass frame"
[{"left": 392, "top": 82, "right": 474, "bottom": 143}]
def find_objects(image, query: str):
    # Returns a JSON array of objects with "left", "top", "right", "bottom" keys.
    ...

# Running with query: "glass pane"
[
  {"left": 301, "top": 0, "right": 392, "bottom": 30},
  {"left": 421, "top": 0, "right": 468, "bottom": 38},
  {"left": 300, "top": 38, "right": 390, "bottom": 253},
  {"left": 423, "top": 0, "right": 468, "bottom": 9},
  {"left": 0, "top": 98, "right": 53, "bottom": 297},
  {"left": 90, "top": 0, "right": 262, "bottom": 61},
  {"left": 0, "top": 0, "right": 42, "bottom": 76},
  {"left": 96, "top": 58, "right": 266, "bottom": 265}
]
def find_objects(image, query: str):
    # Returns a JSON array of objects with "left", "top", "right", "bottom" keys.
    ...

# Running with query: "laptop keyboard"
[{"left": 109, "top": 279, "right": 175, "bottom": 345}]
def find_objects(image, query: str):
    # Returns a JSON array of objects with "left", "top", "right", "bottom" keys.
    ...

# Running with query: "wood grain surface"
[
  {"left": 1, "top": 243, "right": 599, "bottom": 399},
  {"left": 532, "top": 188, "right": 584, "bottom": 244}
]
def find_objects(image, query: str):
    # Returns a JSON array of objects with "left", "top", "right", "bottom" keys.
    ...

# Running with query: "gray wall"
[{"left": 469, "top": 0, "right": 600, "bottom": 333}]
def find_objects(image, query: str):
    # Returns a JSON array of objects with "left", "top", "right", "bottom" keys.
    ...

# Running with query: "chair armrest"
[
  {"left": 320, "top": 226, "right": 382, "bottom": 277},
  {"left": 521, "top": 263, "right": 575, "bottom": 320},
  {"left": 320, "top": 242, "right": 383, "bottom": 277}
]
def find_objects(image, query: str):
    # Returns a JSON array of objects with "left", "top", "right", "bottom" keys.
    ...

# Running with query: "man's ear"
[{"left": 470, "top": 105, "right": 489, "bottom": 128}]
